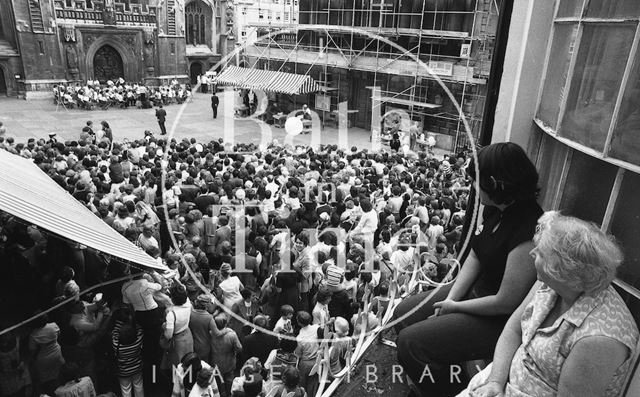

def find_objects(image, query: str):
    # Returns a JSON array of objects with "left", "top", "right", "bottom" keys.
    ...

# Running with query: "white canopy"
[{"left": 0, "top": 149, "right": 163, "bottom": 270}]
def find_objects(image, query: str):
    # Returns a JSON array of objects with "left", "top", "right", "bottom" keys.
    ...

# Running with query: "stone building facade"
[{"left": 0, "top": 0, "right": 236, "bottom": 98}]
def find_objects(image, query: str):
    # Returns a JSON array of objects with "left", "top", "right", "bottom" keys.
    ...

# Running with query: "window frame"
[
  {"left": 536, "top": 132, "right": 639, "bottom": 299},
  {"left": 534, "top": 0, "right": 640, "bottom": 173},
  {"left": 534, "top": 0, "right": 640, "bottom": 306}
]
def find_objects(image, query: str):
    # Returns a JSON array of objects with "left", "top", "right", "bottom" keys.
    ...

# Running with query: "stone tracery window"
[{"left": 186, "top": 1, "right": 207, "bottom": 45}]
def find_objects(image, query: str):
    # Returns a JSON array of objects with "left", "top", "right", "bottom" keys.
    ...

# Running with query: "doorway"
[
  {"left": 0, "top": 68, "right": 8, "bottom": 96},
  {"left": 93, "top": 45, "right": 124, "bottom": 83},
  {"left": 0, "top": 68, "right": 6, "bottom": 95},
  {"left": 190, "top": 62, "right": 203, "bottom": 85}
]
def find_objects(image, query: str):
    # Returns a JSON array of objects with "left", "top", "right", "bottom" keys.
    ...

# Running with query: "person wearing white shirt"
[
  {"left": 312, "top": 289, "right": 332, "bottom": 327},
  {"left": 121, "top": 270, "right": 166, "bottom": 364},
  {"left": 265, "top": 176, "right": 280, "bottom": 197},
  {"left": 350, "top": 198, "right": 378, "bottom": 242},
  {"left": 261, "top": 191, "right": 276, "bottom": 214},
  {"left": 426, "top": 216, "right": 444, "bottom": 250}
]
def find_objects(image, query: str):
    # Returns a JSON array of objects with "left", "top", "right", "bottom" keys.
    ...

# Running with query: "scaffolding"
[{"left": 241, "top": 0, "right": 501, "bottom": 152}]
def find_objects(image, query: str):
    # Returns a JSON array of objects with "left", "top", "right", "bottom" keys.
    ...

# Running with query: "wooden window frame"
[
  {"left": 534, "top": 0, "right": 640, "bottom": 170},
  {"left": 533, "top": 8, "right": 640, "bottom": 379}
]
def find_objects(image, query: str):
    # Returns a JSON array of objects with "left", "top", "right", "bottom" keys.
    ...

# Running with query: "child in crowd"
[
  {"left": 189, "top": 367, "right": 220, "bottom": 397},
  {"left": 273, "top": 305, "right": 294, "bottom": 334}
]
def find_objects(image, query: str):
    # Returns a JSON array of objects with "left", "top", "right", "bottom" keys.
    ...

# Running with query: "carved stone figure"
[
  {"left": 144, "top": 45, "right": 154, "bottom": 68},
  {"left": 144, "top": 28, "right": 155, "bottom": 45},
  {"left": 103, "top": 0, "right": 117, "bottom": 25},
  {"left": 66, "top": 46, "right": 78, "bottom": 70}
]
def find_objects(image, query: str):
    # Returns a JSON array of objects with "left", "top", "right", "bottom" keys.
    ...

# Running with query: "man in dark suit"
[
  {"left": 211, "top": 92, "right": 219, "bottom": 119},
  {"left": 155, "top": 104, "right": 167, "bottom": 135},
  {"left": 240, "top": 315, "right": 279, "bottom": 365}
]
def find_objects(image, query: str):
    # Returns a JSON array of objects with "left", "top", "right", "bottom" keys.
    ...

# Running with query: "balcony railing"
[{"left": 55, "top": 9, "right": 102, "bottom": 21}]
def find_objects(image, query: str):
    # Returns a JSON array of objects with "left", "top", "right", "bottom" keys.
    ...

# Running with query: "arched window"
[
  {"left": 200, "top": 14, "right": 206, "bottom": 45},
  {"left": 186, "top": 1, "right": 208, "bottom": 46}
]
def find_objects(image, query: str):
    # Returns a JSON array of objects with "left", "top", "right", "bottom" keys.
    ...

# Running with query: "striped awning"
[
  {"left": 214, "top": 65, "right": 321, "bottom": 95},
  {"left": 0, "top": 150, "right": 163, "bottom": 270}
]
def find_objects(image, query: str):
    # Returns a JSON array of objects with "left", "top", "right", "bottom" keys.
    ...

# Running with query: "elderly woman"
[{"left": 462, "top": 212, "right": 638, "bottom": 397}]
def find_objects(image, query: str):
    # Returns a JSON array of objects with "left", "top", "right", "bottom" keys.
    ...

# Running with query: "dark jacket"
[
  {"left": 241, "top": 331, "right": 279, "bottom": 365},
  {"left": 155, "top": 108, "right": 167, "bottom": 122}
]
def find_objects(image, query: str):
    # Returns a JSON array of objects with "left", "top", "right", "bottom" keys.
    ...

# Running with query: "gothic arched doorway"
[
  {"left": 93, "top": 45, "right": 124, "bottom": 83},
  {"left": 190, "top": 62, "right": 203, "bottom": 85}
]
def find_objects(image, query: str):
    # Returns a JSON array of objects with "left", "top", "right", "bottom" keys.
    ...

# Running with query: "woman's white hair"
[{"left": 534, "top": 211, "right": 623, "bottom": 296}]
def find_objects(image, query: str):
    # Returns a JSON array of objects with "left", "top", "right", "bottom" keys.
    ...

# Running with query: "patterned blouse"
[{"left": 506, "top": 284, "right": 639, "bottom": 397}]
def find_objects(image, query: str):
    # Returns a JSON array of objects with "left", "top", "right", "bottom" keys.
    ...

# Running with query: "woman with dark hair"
[
  {"left": 161, "top": 284, "right": 194, "bottom": 371},
  {"left": 394, "top": 142, "right": 543, "bottom": 396},
  {"left": 229, "top": 289, "right": 260, "bottom": 340},
  {"left": 112, "top": 311, "right": 144, "bottom": 397}
]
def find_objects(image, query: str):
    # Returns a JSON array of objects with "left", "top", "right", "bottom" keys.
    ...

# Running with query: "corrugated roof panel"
[
  {"left": 0, "top": 150, "right": 163, "bottom": 270},
  {"left": 213, "top": 66, "right": 320, "bottom": 95}
]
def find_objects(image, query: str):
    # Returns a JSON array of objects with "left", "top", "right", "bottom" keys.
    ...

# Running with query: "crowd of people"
[
  {"left": 0, "top": 122, "right": 637, "bottom": 397},
  {"left": 0, "top": 124, "right": 471, "bottom": 397},
  {"left": 53, "top": 78, "right": 192, "bottom": 111}
]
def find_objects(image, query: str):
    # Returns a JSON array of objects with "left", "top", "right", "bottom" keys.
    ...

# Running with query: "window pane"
[
  {"left": 536, "top": 24, "right": 578, "bottom": 129},
  {"left": 586, "top": 0, "right": 640, "bottom": 18},
  {"left": 609, "top": 39, "right": 640, "bottom": 165},
  {"left": 559, "top": 24, "right": 635, "bottom": 152},
  {"left": 559, "top": 149, "right": 617, "bottom": 224},
  {"left": 610, "top": 171, "right": 640, "bottom": 291},
  {"left": 557, "top": 0, "right": 584, "bottom": 18},
  {"left": 535, "top": 133, "right": 570, "bottom": 209}
]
